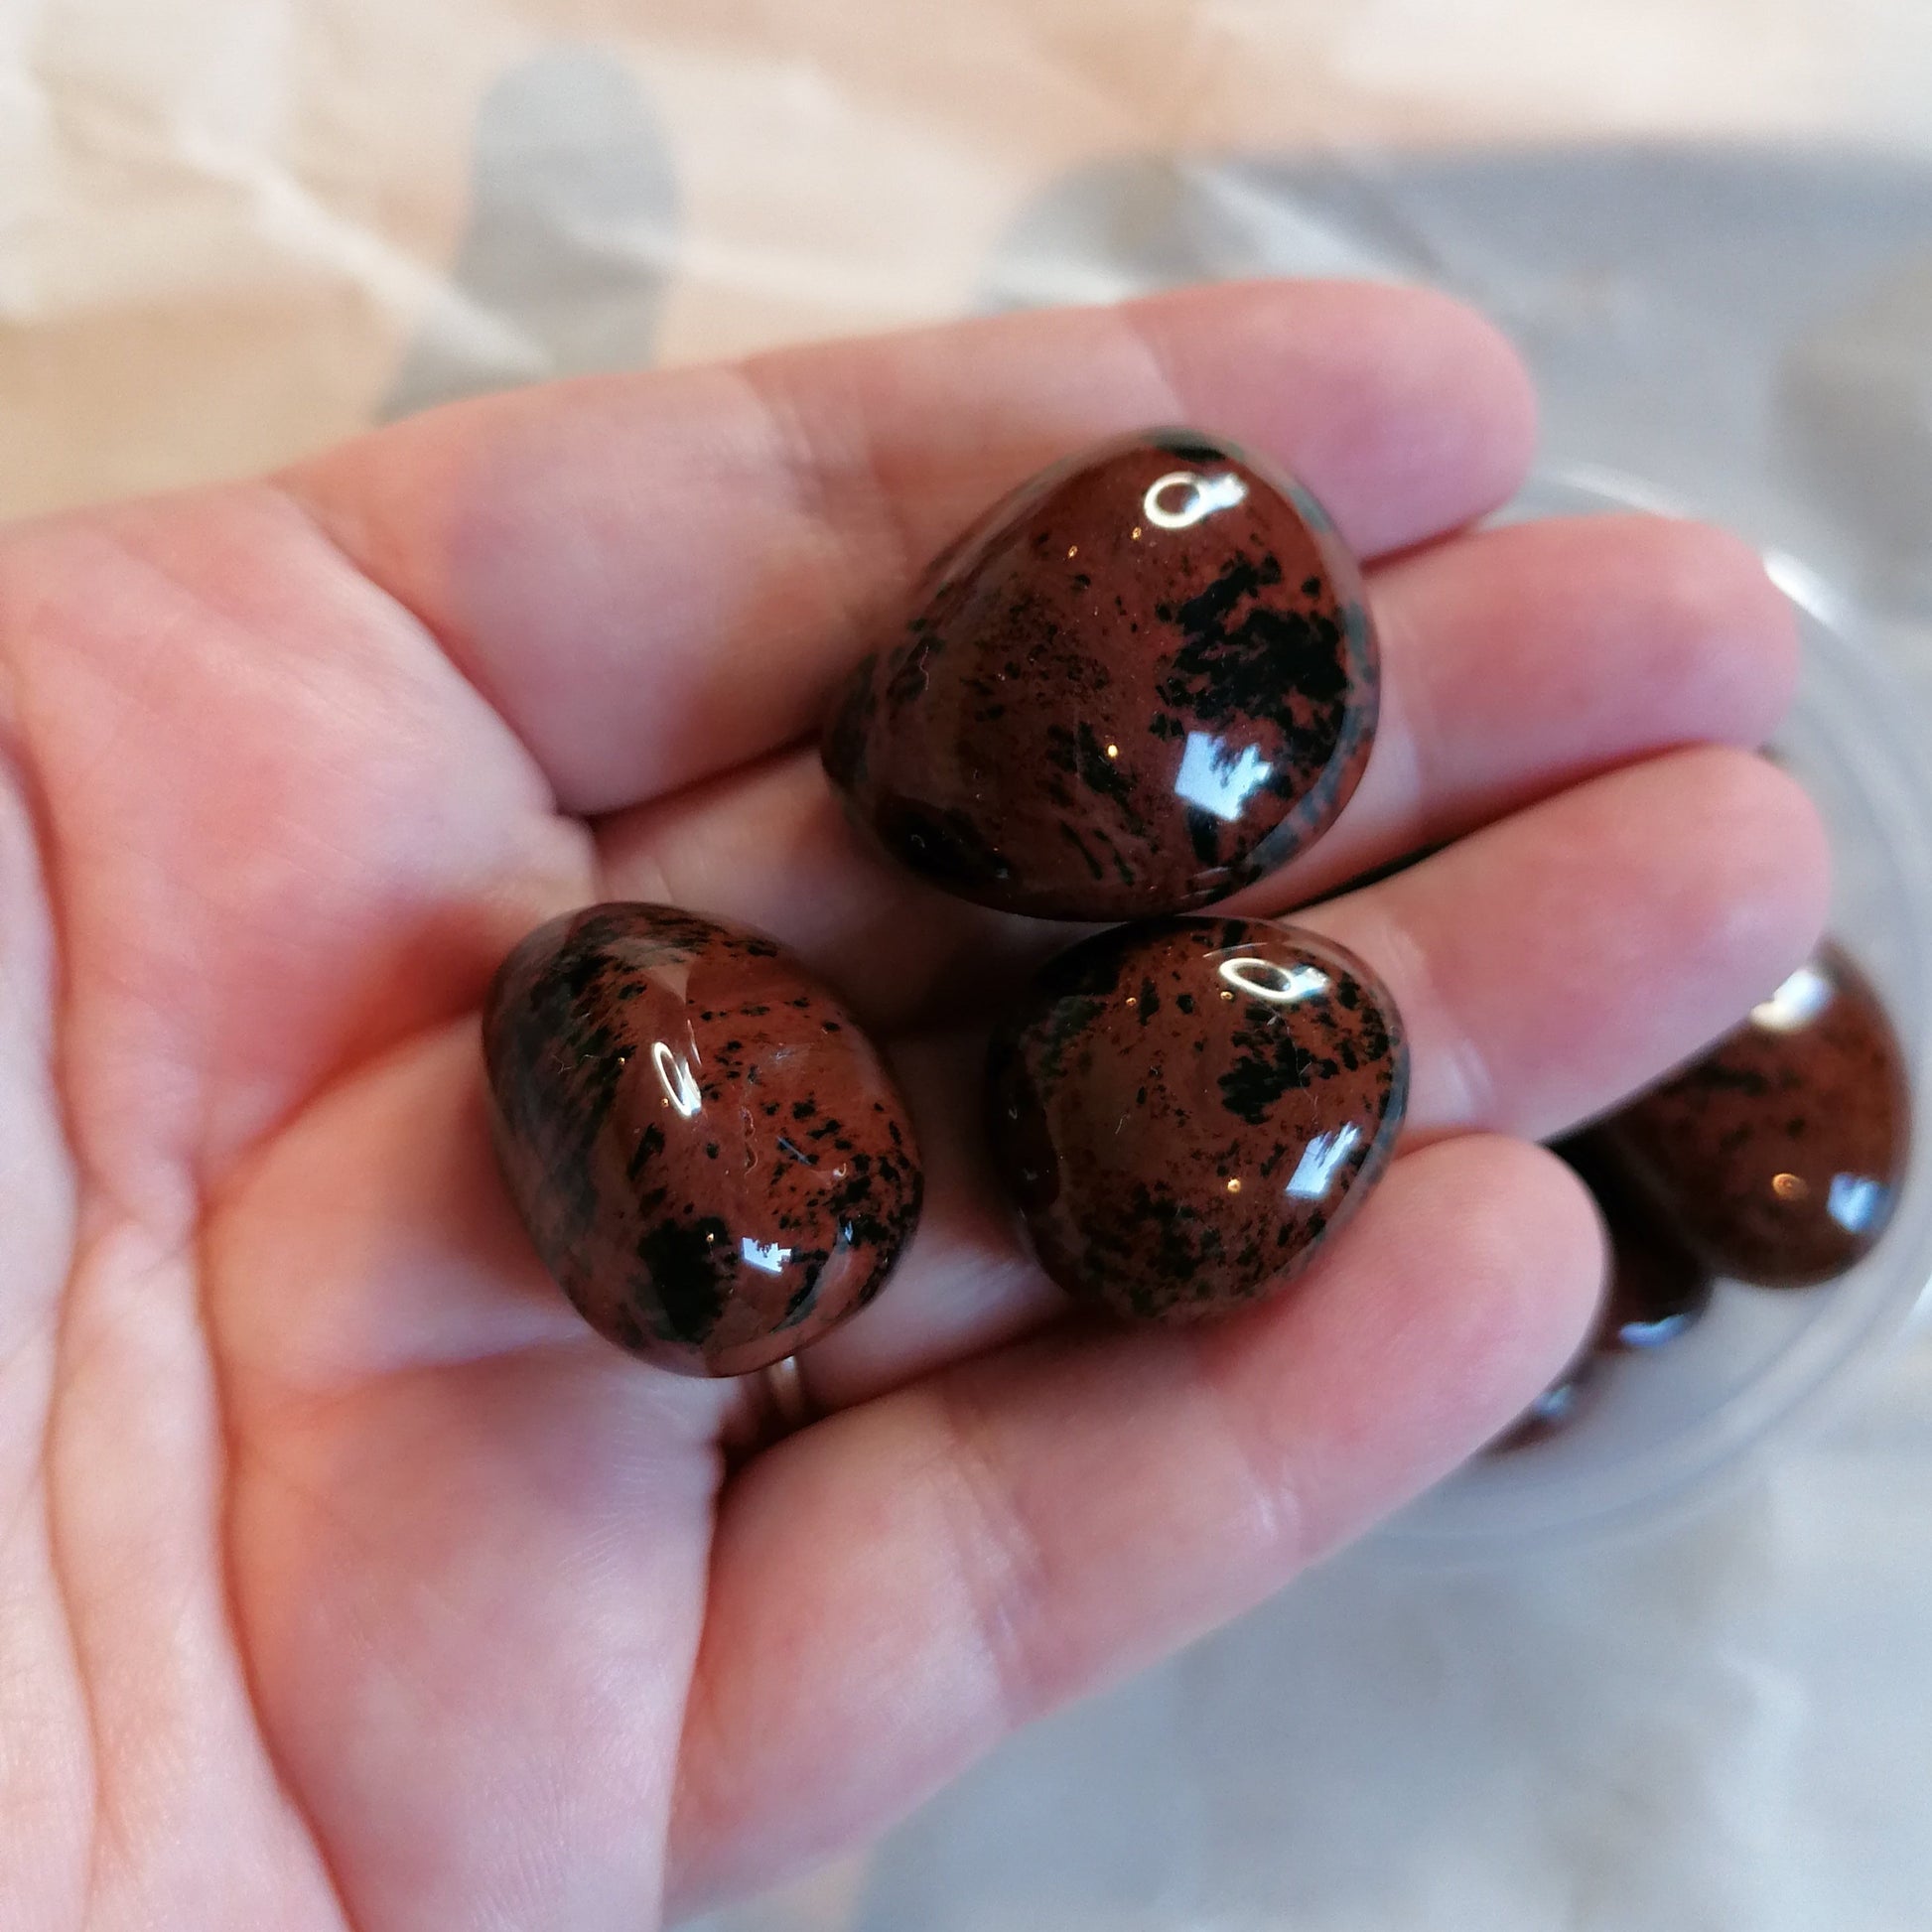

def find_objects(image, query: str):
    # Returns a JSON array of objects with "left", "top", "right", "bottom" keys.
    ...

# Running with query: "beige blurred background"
[{"left": 7, "top": 0, "right": 1932, "bottom": 514}]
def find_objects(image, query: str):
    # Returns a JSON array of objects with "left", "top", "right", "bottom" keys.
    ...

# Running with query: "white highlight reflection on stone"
[
  {"left": 1828, "top": 1173, "right": 1887, "bottom": 1235},
  {"left": 1285, "top": 1123, "right": 1362, "bottom": 1200},
  {"left": 651, "top": 1039, "right": 703, "bottom": 1117},
  {"left": 1143, "top": 468, "right": 1248, "bottom": 529},
  {"left": 1750, "top": 962, "right": 1835, "bottom": 1034},
  {"left": 1219, "top": 957, "right": 1330, "bottom": 1005},
  {"left": 1175, "top": 733, "right": 1273, "bottom": 821}
]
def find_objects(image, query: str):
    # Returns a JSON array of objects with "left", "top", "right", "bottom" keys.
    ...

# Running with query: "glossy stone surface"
[
  {"left": 823, "top": 428, "right": 1379, "bottom": 920},
  {"left": 1600, "top": 1209, "right": 1719, "bottom": 1350},
  {"left": 1592, "top": 945, "right": 1910, "bottom": 1289},
  {"left": 1485, "top": 1141, "right": 1718, "bottom": 1455},
  {"left": 483, "top": 903, "right": 922, "bottom": 1376},
  {"left": 985, "top": 917, "right": 1406, "bottom": 1321},
  {"left": 1557, "top": 1135, "right": 1717, "bottom": 1351}
]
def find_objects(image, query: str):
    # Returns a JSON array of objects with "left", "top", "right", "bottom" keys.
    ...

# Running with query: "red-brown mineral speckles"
[
  {"left": 985, "top": 917, "right": 1406, "bottom": 1321},
  {"left": 483, "top": 903, "right": 922, "bottom": 1376},
  {"left": 823, "top": 429, "right": 1379, "bottom": 920}
]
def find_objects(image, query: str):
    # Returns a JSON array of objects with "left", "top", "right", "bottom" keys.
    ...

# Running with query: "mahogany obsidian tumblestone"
[
  {"left": 1485, "top": 1142, "right": 1715, "bottom": 1455},
  {"left": 1486, "top": 941, "right": 1912, "bottom": 1452},
  {"left": 823, "top": 429, "right": 1379, "bottom": 920},
  {"left": 483, "top": 903, "right": 922, "bottom": 1376},
  {"left": 986, "top": 917, "right": 1407, "bottom": 1321},
  {"left": 1556, "top": 1134, "right": 1717, "bottom": 1353},
  {"left": 1589, "top": 944, "right": 1910, "bottom": 1290}
]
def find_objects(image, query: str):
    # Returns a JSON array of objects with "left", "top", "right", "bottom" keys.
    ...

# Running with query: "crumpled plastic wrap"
[{"left": 7, "top": 7, "right": 1932, "bottom": 1928}]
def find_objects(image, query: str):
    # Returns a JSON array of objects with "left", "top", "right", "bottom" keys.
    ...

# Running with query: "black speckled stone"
[
  {"left": 823, "top": 428, "right": 1379, "bottom": 920},
  {"left": 483, "top": 903, "right": 922, "bottom": 1376},
  {"left": 1591, "top": 944, "right": 1910, "bottom": 1289},
  {"left": 985, "top": 917, "right": 1406, "bottom": 1321}
]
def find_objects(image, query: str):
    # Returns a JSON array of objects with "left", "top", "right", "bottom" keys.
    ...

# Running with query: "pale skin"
[{"left": 0, "top": 280, "right": 1826, "bottom": 1929}]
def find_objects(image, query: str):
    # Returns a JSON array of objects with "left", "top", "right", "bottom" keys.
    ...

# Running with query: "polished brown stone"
[
  {"left": 483, "top": 903, "right": 922, "bottom": 1376},
  {"left": 823, "top": 429, "right": 1379, "bottom": 920},
  {"left": 1486, "top": 953, "right": 1909, "bottom": 1454},
  {"left": 1556, "top": 1135, "right": 1716, "bottom": 1351},
  {"left": 1591, "top": 944, "right": 1910, "bottom": 1289},
  {"left": 1485, "top": 1141, "right": 1716, "bottom": 1455},
  {"left": 985, "top": 917, "right": 1406, "bottom": 1321}
]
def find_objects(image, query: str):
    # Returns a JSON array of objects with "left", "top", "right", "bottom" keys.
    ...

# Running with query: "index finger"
[{"left": 281, "top": 281, "right": 1536, "bottom": 813}]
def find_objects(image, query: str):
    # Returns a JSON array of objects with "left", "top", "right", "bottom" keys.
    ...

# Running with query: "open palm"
[{"left": 0, "top": 282, "right": 1823, "bottom": 1929}]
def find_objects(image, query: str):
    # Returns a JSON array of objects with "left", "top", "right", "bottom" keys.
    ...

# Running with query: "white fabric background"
[{"left": 4, "top": 5, "right": 1930, "bottom": 1926}]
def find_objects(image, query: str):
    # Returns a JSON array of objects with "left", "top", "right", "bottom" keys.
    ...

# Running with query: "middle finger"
[{"left": 596, "top": 512, "right": 1797, "bottom": 1031}]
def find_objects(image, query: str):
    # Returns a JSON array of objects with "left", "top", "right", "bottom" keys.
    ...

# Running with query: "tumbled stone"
[
  {"left": 1556, "top": 1135, "right": 1716, "bottom": 1351},
  {"left": 1591, "top": 944, "right": 1909, "bottom": 1289},
  {"left": 823, "top": 428, "right": 1379, "bottom": 920},
  {"left": 985, "top": 917, "right": 1406, "bottom": 1321},
  {"left": 1485, "top": 1142, "right": 1715, "bottom": 1455},
  {"left": 483, "top": 903, "right": 922, "bottom": 1376}
]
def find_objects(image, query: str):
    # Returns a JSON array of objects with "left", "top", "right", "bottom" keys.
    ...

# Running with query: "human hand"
[{"left": 0, "top": 281, "right": 1822, "bottom": 1927}]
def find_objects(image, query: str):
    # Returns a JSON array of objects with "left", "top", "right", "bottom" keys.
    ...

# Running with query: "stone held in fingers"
[
  {"left": 1590, "top": 943, "right": 1910, "bottom": 1289},
  {"left": 822, "top": 428, "right": 1380, "bottom": 920},
  {"left": 985, "top": 916, "right": 1407, "bottom": 1321},
  {"left": 483, "top": 902, "right": 923, "bottom": 1376}
]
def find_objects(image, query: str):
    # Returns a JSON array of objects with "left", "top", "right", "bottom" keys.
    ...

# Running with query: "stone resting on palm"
[{"left": 0, "top": 279, "right": 1818, "bottom": 1928}]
